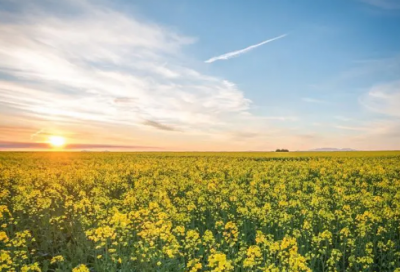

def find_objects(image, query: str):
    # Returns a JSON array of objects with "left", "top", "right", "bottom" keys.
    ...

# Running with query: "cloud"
[
  {"left": 263, "top": 116, "right": 298, "bottom": 121},
  {"left": 113, "top": 98, "right": 136, "bottom": 104},
  {"left": 340, "top": 119, "right": 400, "bottom": 150},
  {"left": 237, "top": 112, "right": 298, "bottom": 122},
  {"left": 0, "top": 142, "right": 49, "bottom": 149},
  {"left": 229, "top": 131, "right": 259, "bottom": 139},
  {"left": 360, "top": 80, "right": 400, "bottom": 117},
  {"left": 334, "top": 125, "right": 370, "bottom": 131},
  {"left": 334, "top": 116, "right": 353, "bottom": 122},
  {"left": 0, "top": 141, "right": 158, "bottom": 150},
  {"left": 204, "top": 34, "right": 287, "bottom": 63},
  {"left": 359, "top": 0, "right": 400, "bottom": 9},
  {"left": 302, "top": 98, "right": 327, "bottom": 104},
  {"left": 308, "top": 54, "right": 400, "bottom": 93},
  {"left": 30, "top": 128, "right": 46, "bottom": 140},
  {"left": 0, "top": 0, "right": 267, "bottom": 143},
  {"left": 143, "top": 120, "right": 178, "bottom": 131},
  {"left": 67, "top": 144, "right": 159, "bottom": 150}
]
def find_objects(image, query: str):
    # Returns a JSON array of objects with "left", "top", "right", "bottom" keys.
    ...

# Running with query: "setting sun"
[{"left": 49, "top": 136, "right": 66, "bottom": 148}]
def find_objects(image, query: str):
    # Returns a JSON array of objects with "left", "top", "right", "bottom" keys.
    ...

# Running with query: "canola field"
[{"left": 0, "top": 151, "right": 400, "bottom": 272}]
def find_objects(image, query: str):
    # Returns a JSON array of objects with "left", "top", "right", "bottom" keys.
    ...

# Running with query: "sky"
[{"left": 0, "top": 0, "right": 400, "bottom": 151}]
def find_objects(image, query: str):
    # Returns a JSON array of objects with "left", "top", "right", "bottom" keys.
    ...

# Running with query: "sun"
[{"left": 49, "top": 136, "right": 66, "bottom": 148}]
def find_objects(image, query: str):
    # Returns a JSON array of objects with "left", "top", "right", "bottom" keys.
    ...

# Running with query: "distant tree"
[{"left": 276, "top": 149, "right": 289, "bottom": 152}]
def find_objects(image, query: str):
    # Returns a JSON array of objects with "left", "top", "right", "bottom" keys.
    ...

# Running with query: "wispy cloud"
[
  {"left": 0, "top": 141, "right": 158, "bottom": 150},
  {"left": 205, "top": 34, "right": 287, "bottom": 63},
  {"left": 0, "top": 1, "right": 298, "bottom": 151},
  {"left": 0, "top": 2, "right": 258, "bottom": 139},
  {"left": 359, "top": 0, "right": 400, "bottom": 9},
  {"left": 334, "top": 116, "right": 352, "bottom": 122},
  {"left": 143, "top": 120, "right": 178, "bottom": 131},
  {"left": 308, "top": 54, "right": 400, "bottom": 93},
  {"left": 262, "top": 116, "right": 298, "bottom": 121},
  {"left": 334, "top": 125, "right": 370, "bottom": 131},
  {"left": 302, "top": 98, "right": 327, "bottom": 104},
  {"left": 30, "top": 128, "right": 45, "bottom": 140},
  {"left": 360, "top": 80, "right": 400, "bottom": 117}
]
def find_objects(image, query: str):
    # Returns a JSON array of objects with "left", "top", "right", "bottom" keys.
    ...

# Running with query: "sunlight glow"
[{"left": 49, "top": 136, "right": 66, "bottom": 148}]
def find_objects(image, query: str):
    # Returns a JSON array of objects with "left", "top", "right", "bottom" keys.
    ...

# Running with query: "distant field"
[{"left": 1, "top": 152, "right": 399, "bottom": 271}]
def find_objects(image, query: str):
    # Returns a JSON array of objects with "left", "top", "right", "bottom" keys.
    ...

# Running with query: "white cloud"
[
  {"left": 360, "top": 0, "right": 400, "bottom": 9},
  {"left": 334, "top": 116, "right": 353, "bottom": 122},
  {"left": 205, "top": 34, "right": 287, "bottom": 63},
  {"left": 302, "top": 97, "right": 327, "bottom": 104},
  {"left": 334, "top": 125, "right": 370, "bottom": 131},
  {"left": 30, "top": 128, "right": 45, "bottom": 140},
  {"left": 360, "top": 81, "right": 400, "bottom": 117},
  {"left": 0, "top": 0, "right": 266, "bottom": 139}
]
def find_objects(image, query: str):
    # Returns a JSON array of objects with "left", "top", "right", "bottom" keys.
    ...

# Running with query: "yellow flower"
[
  {"left": 72, "top": 264, "right": 90, "bottom": 272},
  {"left": 187, "top": 258, "right": 203, "bottom": 272},
  {"left": 223, "top": 222, "right": 239, "bottom": 246},
  {"left": 0, "top": 232, "right": 9, "bottom": 243},
  {"left": 21, "top": 262, "right": 41, "bottom": 272},
  {"left": 208, "top": 252, "right": 233, "bottom": 272},
  {"left": 243, "top": 245, "right": 262, "bottom": 268},
  {"left": 50, "top": 255, "right": 64, "bottom": 264}
]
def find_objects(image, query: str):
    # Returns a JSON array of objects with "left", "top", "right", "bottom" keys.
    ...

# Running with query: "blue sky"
[{"left": 0, "top": 0, "right": 399, "bottom": 150}]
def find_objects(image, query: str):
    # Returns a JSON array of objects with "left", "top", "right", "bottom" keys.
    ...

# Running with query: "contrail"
[
  {"left": 30, "top": 129, "right": 45, "bottom": 140},
  {"left": 205, "top": 34, "right": 287, "bottom": 63}
]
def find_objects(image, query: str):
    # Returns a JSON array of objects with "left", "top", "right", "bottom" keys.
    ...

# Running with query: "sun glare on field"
[{"left": 49, "top": 136, "right": 66, "bottom": 148}]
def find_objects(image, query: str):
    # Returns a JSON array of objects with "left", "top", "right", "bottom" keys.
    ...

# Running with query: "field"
[{"left": 1, "top": 152, "right": 400, "bottom": 272}]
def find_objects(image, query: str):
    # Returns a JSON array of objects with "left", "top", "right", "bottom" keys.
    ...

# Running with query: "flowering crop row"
[{"left": 0, "top": 152, "right": 400, "bottom": 271}]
